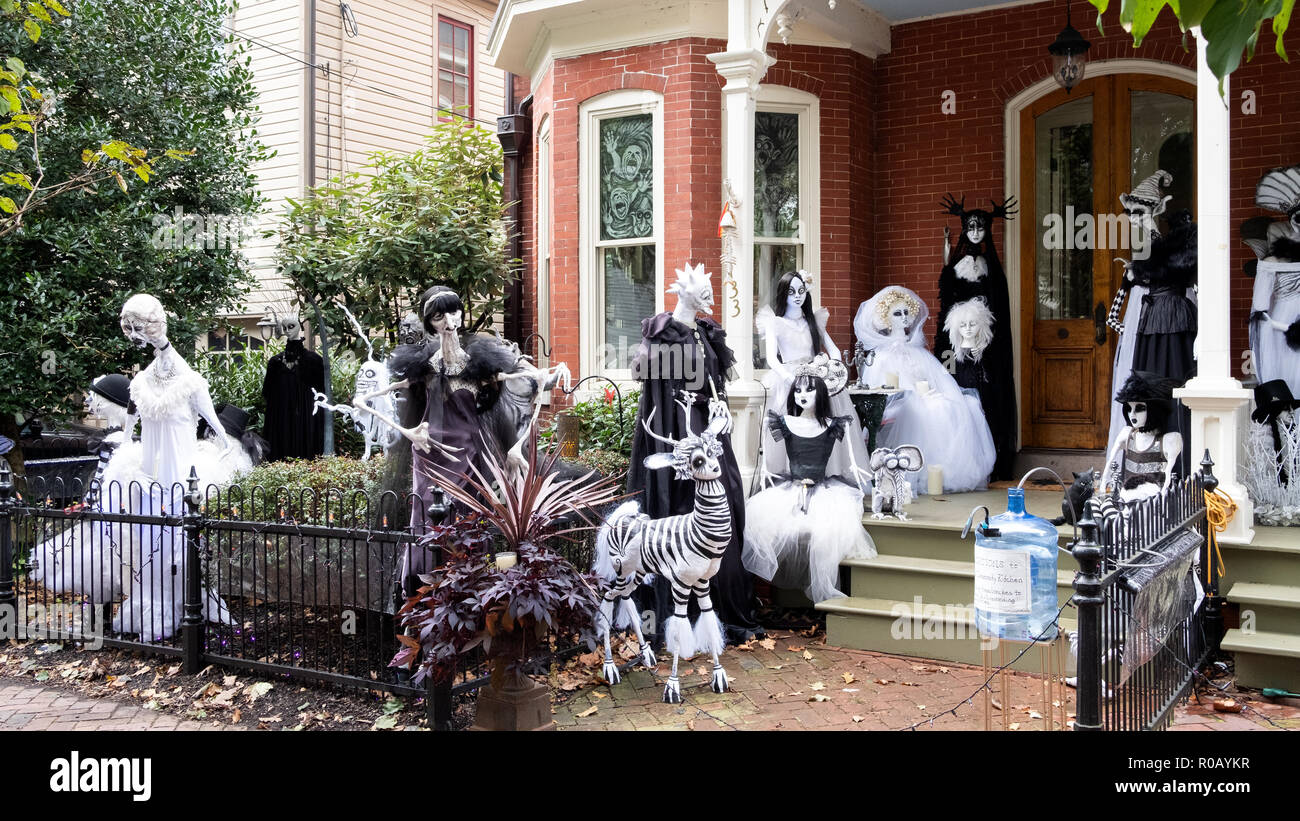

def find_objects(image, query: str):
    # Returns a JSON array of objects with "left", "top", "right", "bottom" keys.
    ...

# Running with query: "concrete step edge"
[
  {"left": 847, "top": 554, "right": 1077, "bottom": 588},
  {"left": 817, "top": 595, "right": 1079, "bottom": 631},
  {"left": 1224, "top": 582, "right": 1300, "bottom": 609},
  {"left": 1221, "top": 629, "right": 1300, "bottom": 658}
]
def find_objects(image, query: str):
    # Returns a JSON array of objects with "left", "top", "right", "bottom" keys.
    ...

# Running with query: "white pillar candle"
[
  {"left": 495, "top": 552, "right": 517, "bottom": 571},
  {"left": 884, "top": 372, "right": 899, "bottom": 389},
  {"left": 914, "top": 379, "right": 930, "bottom": 396},
  {"left": 927, "top": 465, "right": 944, "bottom": 495}
]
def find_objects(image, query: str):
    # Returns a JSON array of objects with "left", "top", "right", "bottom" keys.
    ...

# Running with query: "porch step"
[
  {"left": 845, "top": 554, "right": 1078, "bottom": 608},
  {"left": 1224, "top": 582, "right": 1300, "bottom": 635},
  {"left": 818, "top": 596, "right": 1076, "bottom": 672},
  {"left": 1012, "top": 449, "right": 1107, "bottom": 480},
  {"left": 1219, "top": 526, "right": 1300, "bottom": 590},
  {"left": 1220, "top": 629, "right": 1300, "bottom": 691}
]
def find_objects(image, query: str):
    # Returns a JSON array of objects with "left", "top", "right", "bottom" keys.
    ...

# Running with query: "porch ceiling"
[{"left": 864, "top": 0, "right": 1044, "bottom": 24}]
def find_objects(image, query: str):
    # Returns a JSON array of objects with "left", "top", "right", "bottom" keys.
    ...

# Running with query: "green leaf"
[
  {"left": 2, "top": 171, "right": 32, "bottom": 189},
  {"left": 1201, "top": 0, "right": 1276, "bottom": 81},
  {"left": 1169, "top": 0, "right": 1216, "bottom": 30},
  {"left": 0, "top": 196, "right": 16, "bottom": 214},
  {"left": 43, "top": 0, "right": 68, "bottom": 16},
  {"left": 5, "top": 57, "right": 25, "bottom": 78},
  {"left": 79, "top": 148, "right": 95, "bottom": 164},
  {"left": 1, "top": 85, "right": 21, "bottom": 112},
  {"left": 1275, "top": 0, "right": 1296, "bottom": 60},
  {"left": 0, "top": 133, "right": 18, "bottom": 150},
  {"left": 1123, "top": 0, "right": 1174, "bottom": 45},
  {"left": 23, "top": 18, "right": 39, "bottom": 42},
  {"left": 27, "top": 2, "right": 51, "bottom": 23}
]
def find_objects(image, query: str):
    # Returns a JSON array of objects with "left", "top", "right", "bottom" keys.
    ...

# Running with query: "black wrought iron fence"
[
  {"left": 0, "top": 464, "right": 502, "bottom": 727},
  {"left": 1071, "top": 452, "right": 1221, "bottom": 731}
]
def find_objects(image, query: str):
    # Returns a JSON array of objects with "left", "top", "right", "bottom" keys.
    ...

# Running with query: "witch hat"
[
  {"left": 1252, "top": 379, "right": 1300, "bottom": 423},
  {"left": 89, "top": 374, "right": 132, "bottom": 409}
]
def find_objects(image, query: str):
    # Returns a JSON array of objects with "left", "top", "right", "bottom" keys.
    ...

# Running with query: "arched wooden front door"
[{"left": 1019, "top": 73, "right": 1195, "bottom": 450}]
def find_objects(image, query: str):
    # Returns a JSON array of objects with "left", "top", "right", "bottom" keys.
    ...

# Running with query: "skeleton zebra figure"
[
  {"left": 593, "top": 401, "right": 732, "bottom": 704},
  {"left": 311, "top": 306, "right": 402, "bottom": 460}
]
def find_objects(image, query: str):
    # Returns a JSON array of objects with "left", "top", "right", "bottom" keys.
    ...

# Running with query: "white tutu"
[{"left": 744, "top": 478, "right": 876, "bottom": 603}]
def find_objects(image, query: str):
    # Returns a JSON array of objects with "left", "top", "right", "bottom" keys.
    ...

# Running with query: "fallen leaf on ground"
[
  {"left": 759, "top": 638, "right": 776, "bottom": 651},
  {"left": 810, "top": 681, "right": 826, "bottom": 691},
  {"left": 808, "top": 693, "right": 831, "bottom": 703},
  {"left": 876, "top": 679, "right": 891, "bottom": 685},
  {"left": 593, "top": 691, "right": 607, "bottom": 699},
  {"left": 231, "top": 708, "right": 242, "bottom": 724},
  {"left": 917, "top": 704, "right": 927, "bottom": 711},
  {"left": 372, "top": 714, "right": 398, "bottom": 730},
  {"left": 577, "top": 705, "right": 599, "bottom": 718},
  {"left": 788, "top": 645, "right": 805, "bottom": 653},
  {"left": 851, "top": 715, "right": 865, "bottom": 723},
  {"left": 686, "top": 719, "right": 695, "bottom": 730},
  {"left": 246, "top": 682, "right": 273, "bottom": 704},
  {"left": 1008, "top": 722, "right": 1020, "bottom": 731},
  {"left": 842, "top": 672, "right": 856, "bottom": 684},
  {"left": 1213, "top": 698, "right": 1243, "bottom": 713},
  {"left": 767, "top": 664, "right": 785, "bottom": 670},
  {"left": 802, "top": 651, "right": 813, "bottom": 661},
  {"left": 1027, "top": 710, "right": 1043, "bottom": 720}
]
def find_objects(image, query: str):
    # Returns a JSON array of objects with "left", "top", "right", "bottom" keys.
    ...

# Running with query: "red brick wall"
[
  {"left": 514, "top": 8, "right": 1297, "bottom": 381},
  {"left": 515, "top": 38, "right": 876, "bottom": 381},
  {"left": 875, "top": 2, "right": 1300, "bottom": 370}
]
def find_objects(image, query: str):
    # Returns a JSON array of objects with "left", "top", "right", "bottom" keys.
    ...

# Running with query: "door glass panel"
[
  {"left": 1034, "top": 97, "right": 1094, "bottom": 320},
  {"left": 1130, "top": 90, "right": 1194, "bottom": 222}
]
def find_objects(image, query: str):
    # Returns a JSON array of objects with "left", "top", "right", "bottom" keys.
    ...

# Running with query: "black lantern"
[{"left": 1047, "top": 0, "right": 1091, "bottom": 93}]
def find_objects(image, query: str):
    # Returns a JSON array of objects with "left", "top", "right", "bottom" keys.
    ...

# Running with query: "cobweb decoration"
[{"left": 1245, "top": 415, "right": 1300, "bottom": 526}]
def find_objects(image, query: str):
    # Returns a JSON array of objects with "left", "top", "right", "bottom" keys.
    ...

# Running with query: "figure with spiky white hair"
[{"left": 627, "top": 262, "right": 761, "bottom": 649}]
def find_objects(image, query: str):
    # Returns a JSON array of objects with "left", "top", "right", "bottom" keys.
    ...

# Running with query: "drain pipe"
[{"left": 498, "top": 73, "right": 532, "bottom": 344}]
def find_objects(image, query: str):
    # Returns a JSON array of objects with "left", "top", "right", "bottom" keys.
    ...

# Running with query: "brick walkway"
[
  {"left": 0, "top": 681, "right": 246, "bottom": 732},
  {"left": 552, "top": 634, "right": 1299, "bottom": 731}
]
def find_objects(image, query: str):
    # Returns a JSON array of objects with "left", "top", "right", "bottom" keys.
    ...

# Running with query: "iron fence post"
[
  {"left": 1070, "top": 507, "right": 1104, "bottom": 731},
  {"left": 0, "top": 460, "right": 15, "bottom": 615},
  {"left": 1199, "top": 449, "right": 1224, "bottom": 654},
  {"left": 427, "top": 675, "right": 452, "bottom": 731},
  {"left": 181, "top": 468, "right": 203, "bottom": 674}
]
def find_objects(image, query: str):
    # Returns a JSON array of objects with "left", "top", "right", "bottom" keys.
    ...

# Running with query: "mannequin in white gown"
[
  {"left": 853, "top": 286, "right": 995, "bottom": 494},
  {"left": 111, "top": 294, "right": 235, "bottom": 640},
  {"left": 755, "top": 271, "right": 868, "bottom": 479}
]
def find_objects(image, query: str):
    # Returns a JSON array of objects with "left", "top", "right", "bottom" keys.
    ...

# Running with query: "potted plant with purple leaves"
[{"left": 390, "top": 430, "right": 624, "bottom": 730}]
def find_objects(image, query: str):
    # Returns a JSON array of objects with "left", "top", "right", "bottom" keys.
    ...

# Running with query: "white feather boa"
[{"left": 129, "top": 353, "right": 207, "bottom": 422}]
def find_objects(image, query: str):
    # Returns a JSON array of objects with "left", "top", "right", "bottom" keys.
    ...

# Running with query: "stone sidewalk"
[
  {"left": 552, "top": 633, "right": 1299, "bottom": 731},
  {"left": 0, "top": 681, "right": 246, "bottom": 732}
]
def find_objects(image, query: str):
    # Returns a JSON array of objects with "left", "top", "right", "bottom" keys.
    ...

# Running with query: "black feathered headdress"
[{"left": 942, "top": 194, "right": 1017, "bottom": 263}]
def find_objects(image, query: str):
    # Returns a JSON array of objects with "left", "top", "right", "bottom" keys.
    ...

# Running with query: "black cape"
[
  {"left": 935, "top": 243, "right": 1017, "bottom": 480},
  {"left": 627, "top": 312, "right": 759, "bottom": 642},
  {"left": 261, "top": 339, "right": 325, "bottom": 461}
]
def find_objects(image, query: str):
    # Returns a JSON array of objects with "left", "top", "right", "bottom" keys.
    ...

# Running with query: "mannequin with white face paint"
[
  {"left": 744, "top": 372, "right": 876, "bottom": 603},
  {"left": 1100, "top": 372, "right": 1183, "bottom": 501},
  {"left": 854, "top": 286, "right": 995, "bottom": 494},
  {"left": 936, "top": 194, "right": 1017, "bottom": 479},
  {"left": 628, "top": 262, "right": 760, "bottom": 645},
  {"left": 755, "top": 270, "right": 868, "bottom": 481}
]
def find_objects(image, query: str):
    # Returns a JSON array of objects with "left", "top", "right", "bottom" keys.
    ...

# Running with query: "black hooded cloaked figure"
[
  {"left": 262, "top": 338, "right": 326, "bottom": 461},
  {"left": 936, "top": 194, "right": 1018, "bottom": 480},
  {"left": 627, "top": 284, "right": 760, "bottom": 647}
]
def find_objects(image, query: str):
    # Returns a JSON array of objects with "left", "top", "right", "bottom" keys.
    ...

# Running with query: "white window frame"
[
  {"left": 535, "top": 113, "right": 552, "bottom": 370},
  {"left": 578, "top": 88, "right": 665, "bottom": 381},
  {"left": 750, "top": 84, "right": 820, "bottom": 374}
]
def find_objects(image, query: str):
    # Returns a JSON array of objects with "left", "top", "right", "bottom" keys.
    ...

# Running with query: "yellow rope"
[{"left": 1204, "top": 487, "right": 1235, "bottom": 585}]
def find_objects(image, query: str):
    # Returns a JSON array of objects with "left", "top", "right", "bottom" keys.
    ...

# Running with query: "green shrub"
[
  {"left": 567, "top": 449, "right": 630, "bottom": 483},
  {"left": 213, "top": 455, "right": 388, "bottom": 524},
  {"left": 542, "top": 388, "right": 639, "bottom": 456}
]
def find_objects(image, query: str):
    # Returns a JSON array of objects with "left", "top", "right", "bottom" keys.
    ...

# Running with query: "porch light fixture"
[{"left": 1047, "top": 0, "right": 1091, "bottom": 93}]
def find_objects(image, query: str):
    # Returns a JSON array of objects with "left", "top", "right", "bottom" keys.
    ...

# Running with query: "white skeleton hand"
[
  {"left": 406, "top": 422, "right": 432, "bottom": 453},
  {"left": 708, "top": 398, "right": 733, "bottom": 436},
  {"left": 506, "top": 439, "right": 528, "bottom": 478}
]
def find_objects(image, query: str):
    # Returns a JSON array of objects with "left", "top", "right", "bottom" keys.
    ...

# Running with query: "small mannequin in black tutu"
[
  {"left": 1100, "top": 372, "right": 1184, "bottom": 503},
  {"left": 743, "top": 368, "right": 876, "bottom": 603}
]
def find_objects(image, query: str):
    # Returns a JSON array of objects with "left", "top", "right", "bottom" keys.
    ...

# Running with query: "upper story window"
[
  {"left": 753, "top": 86, "right": 820, "bottom": 368},
  {"left": 579, "top": 89, "right": 664, "bottom": 379},
  {"left": 437, "top": 16, "right": 473, "bottom": 121}
]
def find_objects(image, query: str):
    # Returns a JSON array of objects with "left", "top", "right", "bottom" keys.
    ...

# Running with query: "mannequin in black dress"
[
  {"left": 936, "top": 195, "right": 1017, "bottom": 479},
  {"left": 261, "top": 313, "right": 325, "bottom": 461},
  {"left": 628, "top": 262, "right": 760, "bottom": 645}
]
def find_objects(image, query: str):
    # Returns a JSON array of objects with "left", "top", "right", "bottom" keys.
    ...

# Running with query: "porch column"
[
  {"left": 1173, "top": 28, "right": 1254, "bottom": 543},
  {"left": 708, "top": 44, "right": 775, "bottom": 489}
]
